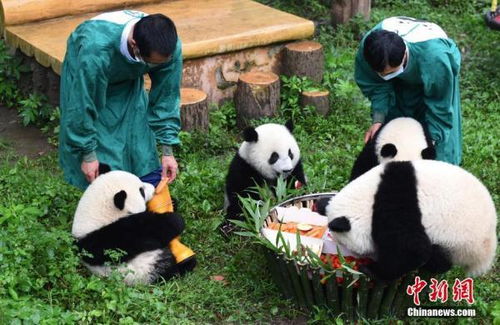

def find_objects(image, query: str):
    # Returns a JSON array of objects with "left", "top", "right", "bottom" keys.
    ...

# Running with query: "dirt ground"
[{"left": 0, "top": 105, "right": 54, "bottom": 158}]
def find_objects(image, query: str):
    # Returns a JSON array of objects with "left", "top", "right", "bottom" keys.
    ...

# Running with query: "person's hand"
[
  {"left": 161, "top": 155, "right": 178, "bottom": 183},
  {"left": 81, "top": 160, "right": 100, "bottom": 183},
  {"left": 364, "top": 123, "right": 382, "bottom": 143}
]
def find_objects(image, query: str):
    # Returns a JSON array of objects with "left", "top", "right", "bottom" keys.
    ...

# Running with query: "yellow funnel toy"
[{"left": 147, "top": 178, "right": 196, "bottom": 265}]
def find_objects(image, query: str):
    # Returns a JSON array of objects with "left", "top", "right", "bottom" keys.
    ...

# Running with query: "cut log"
[
  {"left": 300, "top": 90, "right": 330, "bottom": 116},
  {"left": 234, "top": 71, "right": 280, "bottom": 127},
  {"left": 47, "top": 69, "right": 60, "bottom": 107},
  {"left": 180, "top": 88, "right": 209, "bottom": 132},
  {"left": 31, "top": 61, "right": 48, "bottom": 95},
  {"left": 283, "top": 41, "right": 324, "bottom": 83},
  {"left": 331, "top": 0, "right": 371, "bottom": 27}
]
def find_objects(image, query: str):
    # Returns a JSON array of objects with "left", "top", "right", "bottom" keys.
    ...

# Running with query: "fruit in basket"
[
  {"left": 297, "top": 223, "right": 313, "bottom": 231},
  {"left": 267, "top": 221, "right": 326, "bottom": 238}
]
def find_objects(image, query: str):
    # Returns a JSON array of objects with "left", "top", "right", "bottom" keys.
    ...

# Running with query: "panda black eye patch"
[
  {"left": 288, "top": 149, "right": 294, "bottom": 160},
  {"left": 139, "top": 187, "right": 145, "bottom": 199},
  {"left": 268, "top": 152, "right": 279, "bottom": 164}
]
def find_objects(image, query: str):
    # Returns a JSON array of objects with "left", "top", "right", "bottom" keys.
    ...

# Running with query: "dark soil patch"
[{"left": 0, "top": 105, "right": 55, "bottom": 158}]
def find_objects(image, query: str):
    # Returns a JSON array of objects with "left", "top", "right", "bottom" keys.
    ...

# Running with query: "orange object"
[
  {"left": 147, "top": 178, "right": 195, "bottom": 264},
  {"left": 266, "top": 221, "right": 326, "bottom": 238}
]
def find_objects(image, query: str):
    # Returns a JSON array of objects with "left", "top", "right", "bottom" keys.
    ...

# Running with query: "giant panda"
[
  {"left": 220, "top": 121, "right": 307, "bottom": 235},
  {"left": 72, "top": 170, "right": 190, "bottom": 285},
  {"left": 350, "top": 117, "right": 435, "bottom": 181},
  {"left": 320, "top": 160, "right": 497, "bottom": 282}
]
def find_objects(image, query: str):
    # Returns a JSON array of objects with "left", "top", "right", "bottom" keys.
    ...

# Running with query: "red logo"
[
  {"left": 407, "top": 277, "right": 475, "bottom": 305},
  {"left": 452, "top": 278, "right": 475, "bottom": 304},
  {"left": 429, "top": 278, "right": 449, "bottom": 303},
  {"left": 406, "top": 276, "right": 428, "bottom": 306}
]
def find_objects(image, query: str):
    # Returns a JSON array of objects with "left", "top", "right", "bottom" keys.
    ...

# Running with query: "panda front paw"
[
  {"left": 359, "top": 263, "right": 399, "bottom": 284},
  {"left": 155, "top": 212, "right": 185, "bottom": 239}
]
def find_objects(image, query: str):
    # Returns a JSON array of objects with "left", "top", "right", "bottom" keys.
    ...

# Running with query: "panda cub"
[
  {"left": 221, "top": 121, "right": 306, "bottom": 234},
  {"left": 72, "top": 170, "right": 187, "bottom": 285},
  {"left": 350, "top": 117, "right": 435, "bottom": 181},
  {"left": 321, "top": 160, "right": 497, "bottom": 281}
]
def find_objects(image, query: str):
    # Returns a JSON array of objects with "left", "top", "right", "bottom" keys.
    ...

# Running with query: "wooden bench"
[{"left": 1, "top": 0, "right": 314, "bottom": 104}]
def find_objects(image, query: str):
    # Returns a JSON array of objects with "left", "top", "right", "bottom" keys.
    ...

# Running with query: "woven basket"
[{"left": 262, "top": 193, "right": 416, "bottom": 320}]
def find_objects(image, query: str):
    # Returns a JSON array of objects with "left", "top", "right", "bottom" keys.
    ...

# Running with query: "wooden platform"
[{"left": 1, "top": 1, "right": 314, "bottom": 103}]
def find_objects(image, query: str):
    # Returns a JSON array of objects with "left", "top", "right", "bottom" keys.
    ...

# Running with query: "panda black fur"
[
  {"left": 224, "top": 121, "right": 306, "bottom": 222},
  {"left": 72, "top": 170, "right": 187, "bottom": 285},
  {"left": 322, "top": 160, "right": 497, "bottom": 281},
  {"left": 350, "top": 117, "right": 436, "bottom": 181}
]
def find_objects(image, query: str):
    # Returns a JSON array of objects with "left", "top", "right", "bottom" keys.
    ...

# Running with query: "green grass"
[{"left": 1, "top": 0, "right": 499, "bottom": 323}]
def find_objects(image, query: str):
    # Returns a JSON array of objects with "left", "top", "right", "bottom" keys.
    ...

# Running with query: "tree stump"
[
  {"left": 331, "top": 0, "right": 371, "bottom": 27},
  {"left": 47, "top": 69, "right": 60, "bottom": 107},
  {"left": 31, "top": 61, "right": 48, "bottom": 95},
  {"left": 300, "top": 90, "right": 330, "bottom": 116},
  {"left": 180, "top": 88, "right": 209, "bottom": 132},
  {"left": 283, "top": 41, "right": 324, "bottom": 83},
  {"left": 234, "top": 71, "right": 280, "bottom": 127}
]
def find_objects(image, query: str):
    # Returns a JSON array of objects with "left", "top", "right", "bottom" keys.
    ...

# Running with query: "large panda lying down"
[
  {"left": 319, "top": 160, "right": 497, "bottom": 281},
  {"left": 72, "top": 170, "right": 188, "bottom": 285}
]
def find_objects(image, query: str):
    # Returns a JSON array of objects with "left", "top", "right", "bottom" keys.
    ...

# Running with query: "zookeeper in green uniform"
[
  {"left": 59, "top": 10, "right": 183, "bottom": 190},
  {"left": 355, "top": 16, "right": 462, "bottom": 165}
]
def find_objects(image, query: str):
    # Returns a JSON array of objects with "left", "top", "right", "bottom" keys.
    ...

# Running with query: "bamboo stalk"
[
  {"left": 325, "top": 273, "right": 340, "bottom": 315},
  {"left": 285, "top": 258, "right": 307, "bottom": 308},
  {"left": 356, "top": 276, "right": 369, "bottom": 319},
  {"left": 299, "top": 264, "right": 315, "bottom": 310},
  {"left": 391, "top": 274, "right": 413, "bottom": 317},
  {"left": 311, "top": 268, "right": 327, "bottom": 307},
  {"left": 341, "top": 273, "right": 354, "bottom": 322},
  {"left": 367, "top": 282, "right": 386, "bottom": 319},
  {"left": 379, "top": 279, "right": 400, "bottom": 317},
  {"left": 275, "top": 254, "right": 295, "bottom": 300},
  {"left": 264, "top": 249, "right": 292, "bottom": 300}
]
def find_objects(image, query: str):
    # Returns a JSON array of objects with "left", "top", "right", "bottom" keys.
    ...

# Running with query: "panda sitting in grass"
[
  {"left": 350, "top": 117, "right": 436, "bottom": 181},
  {"left": 219, "top": 121, "right": 307, "bottom": 237},
  {"left": 319, "top": 160, "right": 497, "bottom": 282},
  {"left": 72, "top": 167, "right": 193, "bottom": 285}
]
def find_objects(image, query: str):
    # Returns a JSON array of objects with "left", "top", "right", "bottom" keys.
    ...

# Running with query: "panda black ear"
[
  {"left": 315, "top": 197, "right": 331, "bottom": 216},
  {"left": 285, "top": 120, "right": 294, "bottom": 133},
  {"left": 98, "top": 163, "right": 111, "bottom": 175},
  {"left": 421, "top": 147, "right": 436, "bottom": 160},
  {"left": 243, "top": 127, "right": 258, "bottom": 142},
  {"left": 328, "top": 217, "right": 351, "bottom": 232},
  {"left": 381, "top": 143, "right": 397, "bottom": 158},
  {"left": 113, "top": 190, "right": 127, "bottom": 210}
]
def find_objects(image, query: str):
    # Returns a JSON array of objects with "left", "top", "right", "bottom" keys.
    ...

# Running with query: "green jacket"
[
  {"left": 355, "top": 17, "right": 462, "bottom": 165},
  {"left": 59, "top": 10, "right": 182, "bottom": 189}
]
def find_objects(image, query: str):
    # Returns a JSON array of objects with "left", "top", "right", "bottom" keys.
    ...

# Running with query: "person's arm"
[
  {"left": 147, "top": 39, "right": 182, "bottom": 181},
  {"left": 421, "top": 54, "right": 456, "bottom": 154},
  {"left": 354, "top": 49, "right": 396, "bottom": 125},
  {"left": 61, "top": 45, "right": 109, "bottom": 182}
]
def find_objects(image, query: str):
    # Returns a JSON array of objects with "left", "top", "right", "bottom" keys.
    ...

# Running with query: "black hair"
[
  {"left": 363, "top": 30, "right": 405, "bottom": 72},
  {"left": 133, "top": 14, "right": 178, "bottom": 58}
]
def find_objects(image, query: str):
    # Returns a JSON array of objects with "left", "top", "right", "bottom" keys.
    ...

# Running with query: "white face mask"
[
  {"left": 378, "top": 64, "right": 405, "bottom": 80},
  {"left": 378, "top": 47, "right": 408, "bottom": 81}
]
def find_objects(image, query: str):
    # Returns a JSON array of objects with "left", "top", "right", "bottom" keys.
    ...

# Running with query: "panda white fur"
[
  {"left": 224, "top": 121, "right": 307, "bottom": 222},
  {"left": 72, "top": 170, "right": 186, "bottom": 285},
  {"left": 350, "top": 117, "right": 435, "bottom": 181},
  {"left": 321, "top": 160, "right": 497, "bottom": 281}
]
